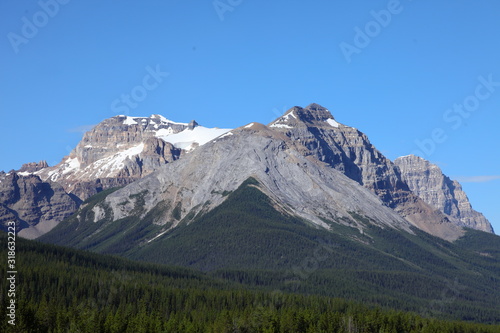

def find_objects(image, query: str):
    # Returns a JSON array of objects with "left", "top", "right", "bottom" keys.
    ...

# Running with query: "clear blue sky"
[{"left": 1, "top": 1, "right": 499, "bottom": 233}]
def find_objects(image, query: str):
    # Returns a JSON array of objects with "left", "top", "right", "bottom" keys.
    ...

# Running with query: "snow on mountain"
[
  {"left": 326, "top": 118, "right": 340, "bottom": 128},
  {"left": 157, "top": 126, "right": 231, "bottom": 151},
  {"left": 32, "top": 114, "right": 231, "bottom": 201}
]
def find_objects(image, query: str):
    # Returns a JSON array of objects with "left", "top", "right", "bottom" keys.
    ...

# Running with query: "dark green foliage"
[
  {"left": 1, "top": 236, "right": 500, "bottom": 333},
  {"left": 38, "top": 177, "right": 500, "bottom": 324}
]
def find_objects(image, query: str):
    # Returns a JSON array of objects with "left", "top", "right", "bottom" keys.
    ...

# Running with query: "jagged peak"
[
  {"left": 299, "top": 103, "right": 334, "bottom": 122},
  {"left": 305, "top": 102, "right": 328, "bottom": 112},
  {"left": 269, "top": 104, "right": 342, "bottom": 128},
  {"left": 18, "top": 161, "right": 49, "bottom": 173},
  {"left": 110, "top": 114, "right": 190, "bottom": 127}
]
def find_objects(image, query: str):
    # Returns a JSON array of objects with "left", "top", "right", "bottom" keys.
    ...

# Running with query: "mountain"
[
  {"left": 38, "top": 169, "right": 500, "bottom": 322},
  {"left": 35, "top": 114, "right": 230, "bottom": 200},
  {"left": 38, "top": 104, "right": 494, "bottom": 258},
  {"left": 0, "top": 114, "right": 229, "bottom": 238},
  {"left": 268, "top": 104, "right": 467, "bottom": 240},
  {"left": 0, "top": 170, "right": 79, "bottom": 238},
  {"left": 2, "top": 104, "right": 494, "bottom": 241},
  {"left": 16, "top": 103, "right": 500, "bottom": 322},
  {"left": 395, "top": 155, "right": 494, "bottom": 233}
]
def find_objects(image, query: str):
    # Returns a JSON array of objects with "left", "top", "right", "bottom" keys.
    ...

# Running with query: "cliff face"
[
  {"left": 35, "top": 115, "right": 185, "bottom": 200},
  {"left": 268, "top": 104, "right": 463, "bottom": 240},
  {"left": 1, "top": 104, "right": 492, "bottom": 240},
  {"left": 0, "top": 114, "right": 230, "bottom": 238},
  {"left": 0, "top": 171, "right": 79, "bottom": 238},
  {"left": 394, "top": 155, "right": 494, "bottom": 233}
]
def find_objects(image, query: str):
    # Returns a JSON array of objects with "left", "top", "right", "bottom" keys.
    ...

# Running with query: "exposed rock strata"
[{"left": 395, "top": 155, "right": 493, "bottom": 233}]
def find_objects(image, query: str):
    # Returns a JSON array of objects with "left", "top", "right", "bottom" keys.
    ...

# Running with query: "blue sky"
[{"left": 1, "top": 0, "right": 499, "bottom": 233}]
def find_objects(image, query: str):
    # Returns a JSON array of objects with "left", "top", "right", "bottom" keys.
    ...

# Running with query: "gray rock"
[
  {"left": 36, "top": 115, "right": 185, "bottom": 201},
  {"left": 0, "top": 172, "right": 79, "bottom": 238},
  {"left": 268, "top": 104, "right": 463, "bottom": 240},
  {"left": 394, "top": 155, "right": 494, "bottom": 233},
  {"left": 104, "top": 122, "right": 415, "bottom": 239},
  {"left": 18, "top": 161, "right": 49, "bottom": 173}
]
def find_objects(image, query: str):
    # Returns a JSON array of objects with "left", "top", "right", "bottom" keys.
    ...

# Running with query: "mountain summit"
[{"left": 269, "top": 104, "right": 342, "bottom": 129}]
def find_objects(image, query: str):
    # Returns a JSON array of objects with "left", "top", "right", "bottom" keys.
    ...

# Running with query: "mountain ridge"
[
  {"left": 0, "top": 103, "right": 494, "bottom": 239},
  {"left": 395, "top": 154, "right": 493, "bottom": 233}
]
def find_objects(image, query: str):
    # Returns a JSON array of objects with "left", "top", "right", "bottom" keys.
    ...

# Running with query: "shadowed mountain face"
[{"left": 0, "top": 171, "right": 79, "bottom": 238}]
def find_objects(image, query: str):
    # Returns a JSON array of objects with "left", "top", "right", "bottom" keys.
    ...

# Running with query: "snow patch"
[
  {"left": 326, "top": 118, "right": 339, "bottom": 128},
  {"left": 61, "top": 157, "right": 81, "bottom": 175},
  {"left": 152, "top": 114, "right": 187, "bottom": 126},
  {"left": 218, "top": 132, "right": 234, "bottom": 139},
  {"left": 147, "top": 229, "right": 170, "bottom": 243},
  {"left": 244, "top": 123, "right": 254, "bottom": 128},
  {"left": 282, "top": 111, "right": 297, "bottom": 121},
  {"left": 157, "top": 126, "right": 231, "bottom": 151},
  {"left": 270, "top": 123, "right": 292, "bottom": 129},
  {"left": 91, "top": 143, "right": 145, "bottom": 177},
  {"left": 123, "top": 117, "right": 138, "bottom": 125},
  {"left": 155, "top": 127, "right": 175, "bottom": 137},
  {"left": 17, "top": 171, "right": 32, "bottom": 176}
]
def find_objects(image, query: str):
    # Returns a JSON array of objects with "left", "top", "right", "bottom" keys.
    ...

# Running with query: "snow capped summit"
[
  {"left": 34, "top": 114, "right": 231, "bottom": 201},
  {"left": 3, "top": 104, "right": 492, "bottom": 241},
  {"left": 114, "top": 114, "right": 230, "bottom": 151}
]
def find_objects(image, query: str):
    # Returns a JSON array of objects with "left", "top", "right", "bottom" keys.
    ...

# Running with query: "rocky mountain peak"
[
  {"left": 188, "top": 120, "right": 199, "bottom": 130},
  {"left": 269, "top": 103, "right": 342, "bottom": 130},
  {"left": 300, "top": 103, "right": 334, "bottom": 122},
  {"left": 18, "top": 161, "right": 49, "bottom": 173},
  {"left": 32, "top": 114, "right": 230, "bottom": 200},
  {"left": 394, "top": 155, "right": 494, "bottom": 233},
  {"left": 1, "top": 105, "right": 492, "bottom": 241}
]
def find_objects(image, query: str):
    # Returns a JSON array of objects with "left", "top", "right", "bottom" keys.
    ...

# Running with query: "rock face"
[
  {"left": 394, "top": 155, "right": 494, "bottom": 233},
  {"left": 34, "top": 115, "right": 230, "bottom": 201},
  {"left": 0, "top": 114, "right": 230, "bottom": 237},
  {"left": 35, "top": 115, "right": 185, "bottom": 200},
  {"left": 268, "top": 104, "right": 463, "bottom": 240},
  {"left": 18, "top": 161, "right": 49, "bottom": 173},
  {"left": 1, "top": 104, "right": 492, "bottom": 240},
  {"left": 0, "top": 172, "right": 79, "bottom": 238},
  {"left": 90, "top": 122, "right": 416, "bottom": 243}
]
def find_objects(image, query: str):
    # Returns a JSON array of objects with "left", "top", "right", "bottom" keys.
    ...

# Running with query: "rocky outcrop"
[
  {"left": 18, "top": 161, "right": 49, "bottom": 173},
  {"left": 2, "top": 105, "right": 490, "bottom": 241},
  {"left": 0, "top": 171, "right": 79, "bottom": 238},
  {"left": 35, "top": 115, "right": 186, "bottom": 200},
  {"left": 1, "top": 114, "right": 230, "bottom": 237},
  {"left": 268, "top": 104, "right": 463, "bottom": 240},
  {"left": 100, "top": 122, "right": 415, "bottom": 239},
  {"left": 394, "top": 155, "right": 494, "bottom": 233}
]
